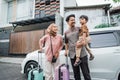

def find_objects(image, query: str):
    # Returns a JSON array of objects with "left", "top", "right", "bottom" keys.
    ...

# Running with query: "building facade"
[
  {"left": 0, "top": 0, "right": 119, "bottom": 56},
  {"left": 0, "top": 0, "right": 34, "bottom": 55},
  {"left": 0, "top": 0, "right": 61, "bottom": 56}
]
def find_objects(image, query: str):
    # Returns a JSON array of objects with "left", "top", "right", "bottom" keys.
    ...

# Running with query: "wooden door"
[{"left": 9, "top": 30, "right": 45, "bottom": 54}]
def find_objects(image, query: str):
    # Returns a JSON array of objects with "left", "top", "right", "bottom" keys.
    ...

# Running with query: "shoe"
[
  {"left": 74, "top": 60, "right": 81, "bottom": 66},
  {"left": 89, "top": 55, "right": 94, "bottom": 60}
]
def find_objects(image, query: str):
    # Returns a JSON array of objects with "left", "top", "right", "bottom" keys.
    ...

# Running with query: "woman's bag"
[{"left": 51, "top": 56, "right": 57, "bottom": 63}]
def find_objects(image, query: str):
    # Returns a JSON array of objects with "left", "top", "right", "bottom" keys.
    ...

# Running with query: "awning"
[
  {"left": 110, "top": 6, "right": 120, "bottom": 14},
  {"left": 9, "top": 15, "right": 55, "bottom": 29}
]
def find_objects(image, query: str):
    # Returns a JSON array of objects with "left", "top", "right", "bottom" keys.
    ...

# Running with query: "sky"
[{"left": 76, "top": 0, "right": 120, "bottom": 7}]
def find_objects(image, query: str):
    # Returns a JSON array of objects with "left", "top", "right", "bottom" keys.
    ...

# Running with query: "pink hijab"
[{"left": 46, "top": 23, "right": 58, "bottom": 36}]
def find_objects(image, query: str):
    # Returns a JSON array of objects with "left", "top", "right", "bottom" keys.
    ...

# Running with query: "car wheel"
[{"left": 24, "top": 61, "right": 38, "bottom": 77}]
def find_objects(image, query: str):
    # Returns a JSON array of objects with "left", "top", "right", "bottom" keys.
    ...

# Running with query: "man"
[{"left": 64, "top": 14, "right": 91, "bottom": 80}]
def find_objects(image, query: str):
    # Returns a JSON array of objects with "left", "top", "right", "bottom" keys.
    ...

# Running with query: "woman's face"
[{"left": 51, "top": 24, "right": 58, "bottom": 33}]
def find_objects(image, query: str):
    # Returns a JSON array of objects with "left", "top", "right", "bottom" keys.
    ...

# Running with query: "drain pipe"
[{"left": 107, "top": 9, "right": 111, "bottom": 27}]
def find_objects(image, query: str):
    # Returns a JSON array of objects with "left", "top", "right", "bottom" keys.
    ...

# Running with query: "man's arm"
[
  {"left": 64, "top": 33, "right": 69, "bottom": 56},
  {"left": 65, "top": 43, "right": 69, "bottom": 56}
]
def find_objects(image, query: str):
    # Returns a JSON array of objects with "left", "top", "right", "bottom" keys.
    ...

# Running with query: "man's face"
[{"left": 67, "top": 17, "right": 75, "bottom": 27}]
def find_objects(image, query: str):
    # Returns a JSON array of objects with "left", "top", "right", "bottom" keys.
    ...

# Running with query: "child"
[{"left": 74, "top": 15, "right": 94, "bottom": 66}]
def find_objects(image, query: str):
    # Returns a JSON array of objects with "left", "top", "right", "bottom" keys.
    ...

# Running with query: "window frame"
[{"left": 89, "top": 32, "right": 119, "bottom": 48}]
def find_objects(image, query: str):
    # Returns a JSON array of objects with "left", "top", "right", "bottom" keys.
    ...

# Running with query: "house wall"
[
  {"left": 64, "top": 7, "right": 108, "bottom": 32},
  {"left": 0, "top": 0, "right": 34, "bottom": 56},
  {"left": 0, "top": 30, "right": 11, "bottom": 56}
]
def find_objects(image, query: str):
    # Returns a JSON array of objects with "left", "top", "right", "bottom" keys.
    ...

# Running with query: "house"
[
  {"left": 0, "top": 0, "right": 61, "bottom": 55},
  {"left": 0, "top": 0, "right": 34, "bottom": 55},
  {"left": 0, "top": 0, "right": 114, "bottom": 56},
  {"left": 63, "top": 3, "right": 111, "bottom": 31},
  {"left": 110, "top": 6, "right": 120, "bottom": 26}
]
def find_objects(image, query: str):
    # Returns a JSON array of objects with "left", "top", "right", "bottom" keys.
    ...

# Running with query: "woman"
[{"left": 39, "top": 23, "right": 63, "bottom": 80}]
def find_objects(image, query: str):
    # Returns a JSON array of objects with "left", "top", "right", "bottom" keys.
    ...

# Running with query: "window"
[
  {"left": 7, "top": 1, "right": 14, "bottom": 23},
  {"left": 45, "top": 0, "right": 50, "bottom": 5},
  {"left": 7, "top": 0, "right": 34, "bottom": 22},
  {"left": 16, "top": 0, "right": 27, "bottom": 21},
  {"left": 90, "top": 32, "right": 118, "bottom": 48},
  {"left": 16, "top": 0, "right": 34, "bottom": 21}
]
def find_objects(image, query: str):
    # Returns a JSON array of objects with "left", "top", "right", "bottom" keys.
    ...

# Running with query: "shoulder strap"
[{"left": 50, "top": 36, "right": 54, "bottom": 56}]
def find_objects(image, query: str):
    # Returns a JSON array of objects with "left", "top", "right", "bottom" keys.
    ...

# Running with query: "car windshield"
[{"left": 90, "top": 32, "right": 118, "bottom": 48}]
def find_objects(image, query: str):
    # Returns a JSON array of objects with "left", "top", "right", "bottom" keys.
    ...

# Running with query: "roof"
[
  {"left": 9, "top": 15, "right": 55, "bottom": 27},
  {"left": 65, "top": 3, "right": 111, "bottom": 10}
]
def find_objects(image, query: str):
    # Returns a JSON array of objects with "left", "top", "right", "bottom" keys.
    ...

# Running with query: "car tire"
[{"left": 24, "top": 61, "right": 38, "bottom": 77}]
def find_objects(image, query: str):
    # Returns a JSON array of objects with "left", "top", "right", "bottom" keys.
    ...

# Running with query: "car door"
[{"left": 89, "top": 31, "right": 120, "bottom": 80}]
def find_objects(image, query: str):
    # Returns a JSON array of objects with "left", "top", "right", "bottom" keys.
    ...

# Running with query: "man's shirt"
[{"left": 64, "top": 27, "right": 87, "bottom": 59}]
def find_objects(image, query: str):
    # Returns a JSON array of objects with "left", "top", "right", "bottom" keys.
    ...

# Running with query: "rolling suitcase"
[
  {"left": 55, "top": 57, "right": 70, "bottom": 80},
  {"left": 28, "top": 51, "right": 43, "bottom": 80}
]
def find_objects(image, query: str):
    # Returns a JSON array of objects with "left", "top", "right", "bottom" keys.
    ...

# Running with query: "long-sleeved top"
[{"left": 39, "top": 34, "right": 63, "bottom": 61}]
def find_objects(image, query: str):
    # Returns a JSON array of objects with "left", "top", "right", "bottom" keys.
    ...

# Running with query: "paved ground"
[
  {"left": 0, "top": 56, "right": 74, "bottom": 80},
  {"left": 0, "top": 62, "right": 27, "bottom": 80}
]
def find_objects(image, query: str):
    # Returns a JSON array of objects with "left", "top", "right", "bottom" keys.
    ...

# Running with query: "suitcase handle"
[
  {"left": 38, "top": 50, "right": 42, "bottom": 72},
  {"left": 66, "top": 56, "right": 69, "bottom": 69},
  {"left": 58, "top": 64, "right": 65, "bottom": 80}
]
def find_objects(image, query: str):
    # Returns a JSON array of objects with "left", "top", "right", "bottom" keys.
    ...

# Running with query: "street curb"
[{"left": 0, "top": 57, "right": 24, "bottom": 64}]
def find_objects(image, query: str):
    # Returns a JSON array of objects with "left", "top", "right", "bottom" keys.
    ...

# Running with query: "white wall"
[
  {"left": 64, "top": 0, "right": 77, "bottom": 7},
  {"left": 0, "top": 0, "right": 8, "bottom": 28},
  {"left": 0, "top": 0, "right": 34, "bottom": 28},
  {"left": 64, "top": 8, "right": 107, "bottom": 32},
  {"left": 60, "top": 0, "right": 64, "bottom": 17},
  {"left": 60, "top": 0, "right": 77, "bottom": 17}
]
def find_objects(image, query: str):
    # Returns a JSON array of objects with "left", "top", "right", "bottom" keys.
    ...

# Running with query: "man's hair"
[
  {"left": 66, "top": 14, "right": 75, "bottom": 22},
  {"left": 79, "top": 15, "right": 88, "bottom": 22}
]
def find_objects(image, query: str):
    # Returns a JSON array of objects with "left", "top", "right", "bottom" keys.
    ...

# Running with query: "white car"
[{"left": 21, "top": 27, "right": 120, "bottom": 80}]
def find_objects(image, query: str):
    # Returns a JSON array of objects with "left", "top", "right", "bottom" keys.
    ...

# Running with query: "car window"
[
  {"left": 117, "top": 31, "right": 120, "bottom": 38},
  {"left": 90, "top": 32, "right": 118, "bottom": 48}
]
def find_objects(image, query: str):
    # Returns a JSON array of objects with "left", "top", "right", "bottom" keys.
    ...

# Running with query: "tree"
[{"left": 113, "top": 0, "right": 120, "bottom": 3}]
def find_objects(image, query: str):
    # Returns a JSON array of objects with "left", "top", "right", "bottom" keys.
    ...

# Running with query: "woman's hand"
[{"left": 55, "top": 51, "right": 59, "bottom": 58}]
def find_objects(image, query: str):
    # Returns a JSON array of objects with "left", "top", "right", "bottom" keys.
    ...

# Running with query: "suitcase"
[
  {"left": 55, "top": 57, "right": 70, "bottom": 80},
  {"left": 28, "top": 68, "right": 43, "bottom": 80},
  {"left": 55, "top": 64, "right": 69, "bottom": 80},
  {"left": 28, "top": 51, "right": 43, "bottom": 80}
]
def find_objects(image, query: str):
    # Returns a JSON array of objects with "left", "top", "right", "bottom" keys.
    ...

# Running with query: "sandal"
[{"left": 89, "top": 55, "right": 94, "bottom": 60}]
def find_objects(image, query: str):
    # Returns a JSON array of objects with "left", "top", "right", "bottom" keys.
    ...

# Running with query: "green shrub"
[{"left": 94, "top": 23, "right": 111, "bottom": 29}]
